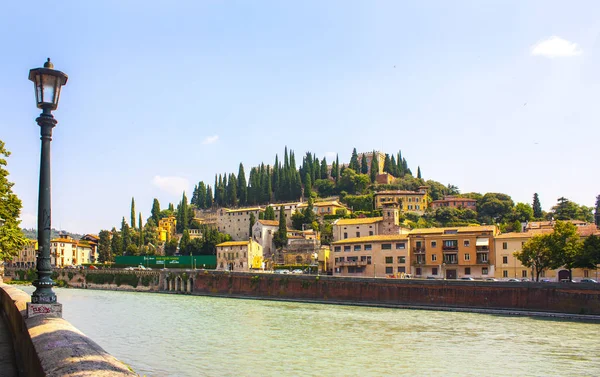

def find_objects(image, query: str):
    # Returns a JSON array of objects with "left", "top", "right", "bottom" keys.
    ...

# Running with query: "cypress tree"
[
  {"left": 305, "top": 172, "right": 312, "bottom": 198},
  {"left": 383, "top": 154, "right": 392, "bottom": 174},
  {"left": 274, "top": 206, "right": 288, "bottom": 249},
  {"left": 238, "top": 163, "right": 248, "bottom": 205},
  {"left": 273, "top": 155, "right": 280, "bottom": 201},
  {"left": 197, "top": 182, "right": 207, "bottom": 209},
  {"left": 360, "top": 154, "right": 369, "bottom": 174},
  {"left": 417, "top": 166, "right": 422, "bottom": 179},
  {"left": 191, "top": 184, "right": 198, "bottom": 206},
  {"left": 228, "top": 173, "right": 238, "bottom": 207},
  {"left": 320, "top": 157, "right": 328, "bottom": 179},
  {"left": 334, "top": 154, "right": 340, "bottom": 184},
  {"left": 98, "top": 230, "right": 112, "bottom": 263},
  {"left": 206, "top": 186, "right": 213, "bottom": 208},
  {"left": 370, "top": 151, "right": 378, "bottom": 183},
  {"left": 249, "top": 213, "right": 256, "bottom": 236},
  {"left": 121, "top": 217, "right": 131, "bottom": 254},
  {"left": 312, "top": 154, "right": 319, "bottom": 184},
  {"left": 130, "top": 197, "right": 136, "bottom": 228},
  {"left": 349, "top": 148, "right": 360, "bottom": 172},
  {"left": 168, "top": 203, "right": 174, "bottom": 211},
  {"left": 110, "top": 227, "right": 122, "bottom": 257},
  {"left": 533, "top": 193, "right": 543, "bottom": 219},
  {"left": 139, "top": 213, "right": 144, "bottom": 247},
  {"left": 151, "top": 198, "right": 160, "bottom": 225}
]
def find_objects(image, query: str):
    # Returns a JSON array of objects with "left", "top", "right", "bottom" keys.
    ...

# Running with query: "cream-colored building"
[
  {"left": 495, "top": 223, "right": 600, "bottom": 281},
  {"left": 217, "top": 207, "right": 263, "bottom": 241},
  {"left": 11, "top": 239, "right": 37, "bottom": 268},
  {"left": 297, "top": 199, "right": 350, "bottom": 217},
  {"left": 270, "top": 202, "right": 301, "bottom": 227},
  {"left": 331, "top": 234, "right": 410, "bottom": 278},
  {"left": 332, "top": 204, "right": 409, "bottom": 242},
  {"left": 216, "top": 239, "right": 263, "bottom": 272},
  {"left": 373, "top": 187, "right": 429, "bottom": 215},
  {"left": 50, "top": 235, "right": 79, "bottom": 267},
  {"left": 252, "top": 219, "right": 279, "bottom": 260}
]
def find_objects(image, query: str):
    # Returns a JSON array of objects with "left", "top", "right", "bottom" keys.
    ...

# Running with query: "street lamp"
[{"left": 29, "top": 58, "right": 68, "bottom": 307}]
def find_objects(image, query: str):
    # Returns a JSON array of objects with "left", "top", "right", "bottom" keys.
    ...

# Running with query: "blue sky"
[{"left": 1, "top": 1, "right": 598, "bottom": 234}]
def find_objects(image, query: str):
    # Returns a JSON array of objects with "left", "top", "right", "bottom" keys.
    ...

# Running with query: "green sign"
[{"left": 115, "top": 255, "right": 216, "bottom": 268}]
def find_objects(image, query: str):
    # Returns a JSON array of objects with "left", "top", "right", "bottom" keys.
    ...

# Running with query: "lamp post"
[{"left": 28, "top": 59, "right": 68, "bottom": 314}]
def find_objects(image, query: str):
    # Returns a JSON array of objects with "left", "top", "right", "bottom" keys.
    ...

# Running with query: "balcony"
[
  {"left": 476, "top": 259, "right": 490, "bottom": 265},
  {"left": 442, "top": 260, "right": 458, "bottom": 265},
  {"left": 442, "top": 246, "right": 458, "bottom": 251},
  {"left": 476, "top": 247, "right": 490, "bottom": 252},
  {"left": 337, "top": 260, "right": 368, "bottom": 267},
  {"left": 413, "top": 247, "right": 426, "bottom": 254}
]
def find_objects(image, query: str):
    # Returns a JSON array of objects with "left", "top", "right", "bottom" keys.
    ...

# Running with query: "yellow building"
[
  {"left": 333, "top": 217, "right": 383, "bottom": 242},
  {"left": 297, "top": 199, "right": 349, "bottom": 217},
  {"left": 408, "top": 225, "right": 498, "bottom": 279},
  {"left": 11, "top": 239, "right": 37, "bottom": 268},
  {"left": 357, "top": 151, "right": 386, "bottom": 176},
  {"left": 373, "top": 186, "right": 429, "bottom": 215},
  {"left": 331, "top": 234, "right": 410, "bottom": 278},
  {"left": 50, "top": 235, "right": 79, "bottom": 267},
  {"left": 216, "top": 239, "right": 263, "bottom": 272},
  {"left": 158, "top": 216, "right": 177, "bottom": 242}
]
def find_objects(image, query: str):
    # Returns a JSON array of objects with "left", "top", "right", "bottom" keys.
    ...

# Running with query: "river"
[{"left": 19, "top": 286, "right": 600, "bottom": 376}]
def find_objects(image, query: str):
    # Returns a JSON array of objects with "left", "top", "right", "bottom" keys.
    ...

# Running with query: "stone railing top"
[{"left": 0, "top": 283, "right": 137, "bottom": 377}]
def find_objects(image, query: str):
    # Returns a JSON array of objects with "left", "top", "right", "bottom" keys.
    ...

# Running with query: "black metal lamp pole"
[{"left": 28, "top": 59, "right": 68, "bottom": 304}]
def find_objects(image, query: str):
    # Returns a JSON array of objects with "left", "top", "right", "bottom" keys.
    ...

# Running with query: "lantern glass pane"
[
  {"left": 35, "top": 75, "right": 43, "bottom": 104},
  {"left": 41, "top": 74, "right": 58, "bottom": 106}
]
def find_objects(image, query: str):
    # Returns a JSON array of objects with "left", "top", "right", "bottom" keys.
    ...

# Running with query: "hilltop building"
[
  {"left": 373, "top": 186, "right": 429, "bottom": 215},
  {"left": 215, "top": 239, "right": 263, "bottom": 272},
  {"left": 10, "top": 239, "right": 37, "bottom": 268},
  {"left": 158, "top": 216, "right": 177, "bottom": 242},
  {"left": 332, "top": 203, "right": 410, "bottom": 242},
  {"left": 217, "top": 207, "right": 263, "bottom": 241},
  {"left": 430, "top": 196, "right": 477, "bottom": 210}
]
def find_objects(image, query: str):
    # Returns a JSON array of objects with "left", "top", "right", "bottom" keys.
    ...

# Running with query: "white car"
[{"left": 291, "top": 269, "right": 304, "bottom": 274}]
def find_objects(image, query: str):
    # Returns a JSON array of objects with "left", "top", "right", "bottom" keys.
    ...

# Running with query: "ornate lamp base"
[{"left": 27, "top": 302, "right": 62, "bottom": 318}]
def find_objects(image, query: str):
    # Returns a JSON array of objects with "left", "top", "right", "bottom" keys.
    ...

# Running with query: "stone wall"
[
  {"left": 191, "top": 272, "right": 600, "bottom": 315},
  {"left": 0, "top": 283, "right": 137, "bottom": 377}
]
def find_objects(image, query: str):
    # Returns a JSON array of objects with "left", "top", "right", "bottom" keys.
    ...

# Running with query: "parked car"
[
  {"left": 580, "top": 279, "right": 598, "bottom": 284},
  {"left": 506, "top": 278, "right": 520, "bottom": 282},
  {"left": 485, "top": 278, "right": 498, "bottom": 281},
  {"left": 275, "top": 270, "right": 290, "bottom": 274},
  {"left": 460, "top": 277, "right": 474, "bottom": 281},
  {"left": 291, "top": 269, "right": 304, "bottom": 274}
]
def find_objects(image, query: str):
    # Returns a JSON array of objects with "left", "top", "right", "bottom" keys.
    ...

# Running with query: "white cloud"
[
  {"left": 152, "top": 176, "right": 190, "bottom": 196},
  {"left": 531, "top": 36, "right": 582, "bottom": 58},
  {"left": 19, "top": 212, "right": 37, "bottom": 229},
  {"left": 202, "top": 135, "right": 219, "bottom": 145}
]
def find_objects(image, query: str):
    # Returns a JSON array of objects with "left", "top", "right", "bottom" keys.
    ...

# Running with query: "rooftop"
[
  {"left": 332, "top": 234, "right": 409, "bottom": 244},
  {"left": 216, "top": 241, "right": 250, "bottom": 247},
  {"left": 335, "top": 217, "right": 383, "bottom": 226},
  {"left": 409, "top": 225, "right": 497, "bottom": 235}
]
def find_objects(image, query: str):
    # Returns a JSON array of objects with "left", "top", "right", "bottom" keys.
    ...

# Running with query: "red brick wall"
[{"left": 193, "top": 272, "right": 600, "bottom": 315}]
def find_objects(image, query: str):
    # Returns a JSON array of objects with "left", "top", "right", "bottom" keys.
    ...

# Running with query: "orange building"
[{"left": 408, "top": 225, "right": 498, "bottom": 279}]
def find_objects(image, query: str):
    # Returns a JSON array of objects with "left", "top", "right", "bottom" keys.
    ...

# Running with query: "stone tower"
[{"left": 380, "top": 202, "right": 401, "bottom": 235}]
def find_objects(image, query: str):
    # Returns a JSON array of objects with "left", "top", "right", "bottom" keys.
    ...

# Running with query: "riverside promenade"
[{"left": 0, "top": 311, "right": 18, "bottom": 377}]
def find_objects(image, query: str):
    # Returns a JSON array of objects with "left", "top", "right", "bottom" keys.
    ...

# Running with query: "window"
[
  {"left": 360, "top": 256, "right": 367, "bottom": 262},
  {"left": 397, "top": 256, "right": 406, "bottom": 264},
  {"left": 382, "top": 243, "right": 392, "bottom": 250},
  {"left": 338, "top": 257, "right": 345, "bottom": 262},
  {"left": 385, "top": 267, "right": 393, "bottom": 274},
  {"left": 385, "top": 257, "right": 393, "bottom": 264},
  {"left": 431, "top": 241, "right": 437, "bottom": 248},
  {"left": 482, "top": 267, "right": 488, "bottom": 275},
  {"left": 396, "top": 242, "right": 406, "bottom": 249},
  {"left": 364, "top": 244, "right": 372, "bottom": 251},
  {"left": 502, "top": 256, "right": 508, "bottom": 264},
  {"left": 502, "top": 242, "right": 508, "bottom": 250},
  {"left": 522, "top": 270, "right": 527, "bottom": 278},
  {"left": 396, "top": 266, "right": 405, "bottom": 273},
  {"left": 344, "top": 232, "right": 348, "bottom": 239},
  {"left": 369, "top": 231, "right": 374, "bottom": 236},
  {"left": 356, "top": 232, "right": 360, "bottom": 237},
  {"left": 432, "top": 267, "right": 438, "bottom": 275},
  {"left": 464, "top": 253, "right": 470, "bottom": 261},
  {"left": 464, "top": 240, "right": 470, "bottom": 247},
  {"left": 465, "top": 267, "right": 471, "bottom": 275},
  {"left": 353, "top": 245, "right": 361, "bottom": 251},
  {"left": 584, "top": 270, "right": 589, "bottom": 278},
  {"left": 416, "top": 268, "right": 422, "bottom": 275},
  {"left": 503, "top": 270, "right": 508, "bottom": 278},
  {"left": 432, "top": 254, "right": 437, "bottom": 262},
  {"left": 344, "top": 246, "right": 351, "bottom": 252},
  {"left": 334, "top": 246, "right": 341, "bottom": 252},
  {"left": 367, "top": 256, "right": 372, "bottom": 264}
]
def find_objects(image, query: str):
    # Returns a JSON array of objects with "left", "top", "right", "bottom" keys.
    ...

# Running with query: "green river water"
[{"left": 20, "top": 286, "right": 600, "bottom": 376}]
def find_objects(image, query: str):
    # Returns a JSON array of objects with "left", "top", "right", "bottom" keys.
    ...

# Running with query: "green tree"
[
  {"left": 121, "top": 217, "right": 131, "bottom": 254},
  {"left": 197, "top": 182, "right": 207, "bottom": 209},
  {"left": 512, "top": 203, "right": 534, "bottom": 222},
  {"left": 176, "top": 192, "right": 189, "bottom": 233},
  {"left": 273, "top": 206, "right": 288, "bottom": 249},
  {"left": 180, "top": 230, "right": 190, "bottom": 254},
  {"left": 417, "top": 166, "right": 422, "bottom": 179},
  {"left": 304, "top": 172, "right": 312, "bottom": 198},
  {"left": 533, "top": 193, "right": 543, "bottom": 219},
  {"left": 595, "top": 195, "right": 600, "bottom": 226},
  {"left": 477, "top": 193, "right": 514, "bottom": 224},
  {"left": 575, "top": 235, "right": 600, "bottom": 270},
  {"left": 369, "top": 151, "right": 378, "bottom": 183},
  {"left": 130, "top": 197, "right": 136, "bottom": 228},
  {"left": 151, "top": 198, "right": 161, "bottom": 225},
  {"left": 164, "top": 238, "right": 178, "bottom": 256},
  {"left": 360, "top": 154, "right": 369, "bottom": 174},
  {"left": 303, "top": 196, "right": 316, "bottom": 226},
  {"left": 514, "top": 234, "right": 552, "bottom": 282},
  {"left": 110, "top": 227, "right": 122, "bottom": 257},
  {"left": 138, "top": 213, "right": 144, "bottom": 246},
  {"left": 249, "top": 213, "right": 256, "bottom": 236},
  {"left": 291, "top": 211, "right": 305, "bottom": 230},
  {"left": 0, "top": 141, "right": 27, "bottom": 263},
  {"left": 264, "top": 206, "right": 275, "bottom": 221},
  {"left": 349, "top": 148, "right": 360, "bottom": 172},
  {"left": 547, "top": 221, "right": 583, "bottom": 280},
  {"left": 320, "top": 222, "right": 333, "bottom": 245},
  {"left": 238, "top": 163, "right": 248, "bottom": 205},
  {"left": 550, "top": 197, "right": 593, "bottom": 222},
  {"left": 143, "top": 219, "right": 158, "bottom": 250},
  {"left": 320, "top": 158, "right": 328, "bottom": 180},
  {"left": 98, "top": 230, "right": 112, "bottom": 263},
  {"left": 313, "top": 179, "right": 335, "bottom": 197}
]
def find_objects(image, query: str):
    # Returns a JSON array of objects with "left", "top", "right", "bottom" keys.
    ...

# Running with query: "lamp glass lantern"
[{"left": 28, "top": 58, "right": 68, "bottom": 110}]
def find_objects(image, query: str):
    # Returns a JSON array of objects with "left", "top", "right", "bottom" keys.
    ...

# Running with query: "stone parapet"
[{"left": 0, "top": 283, "right": 137, "bottom": 377}]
